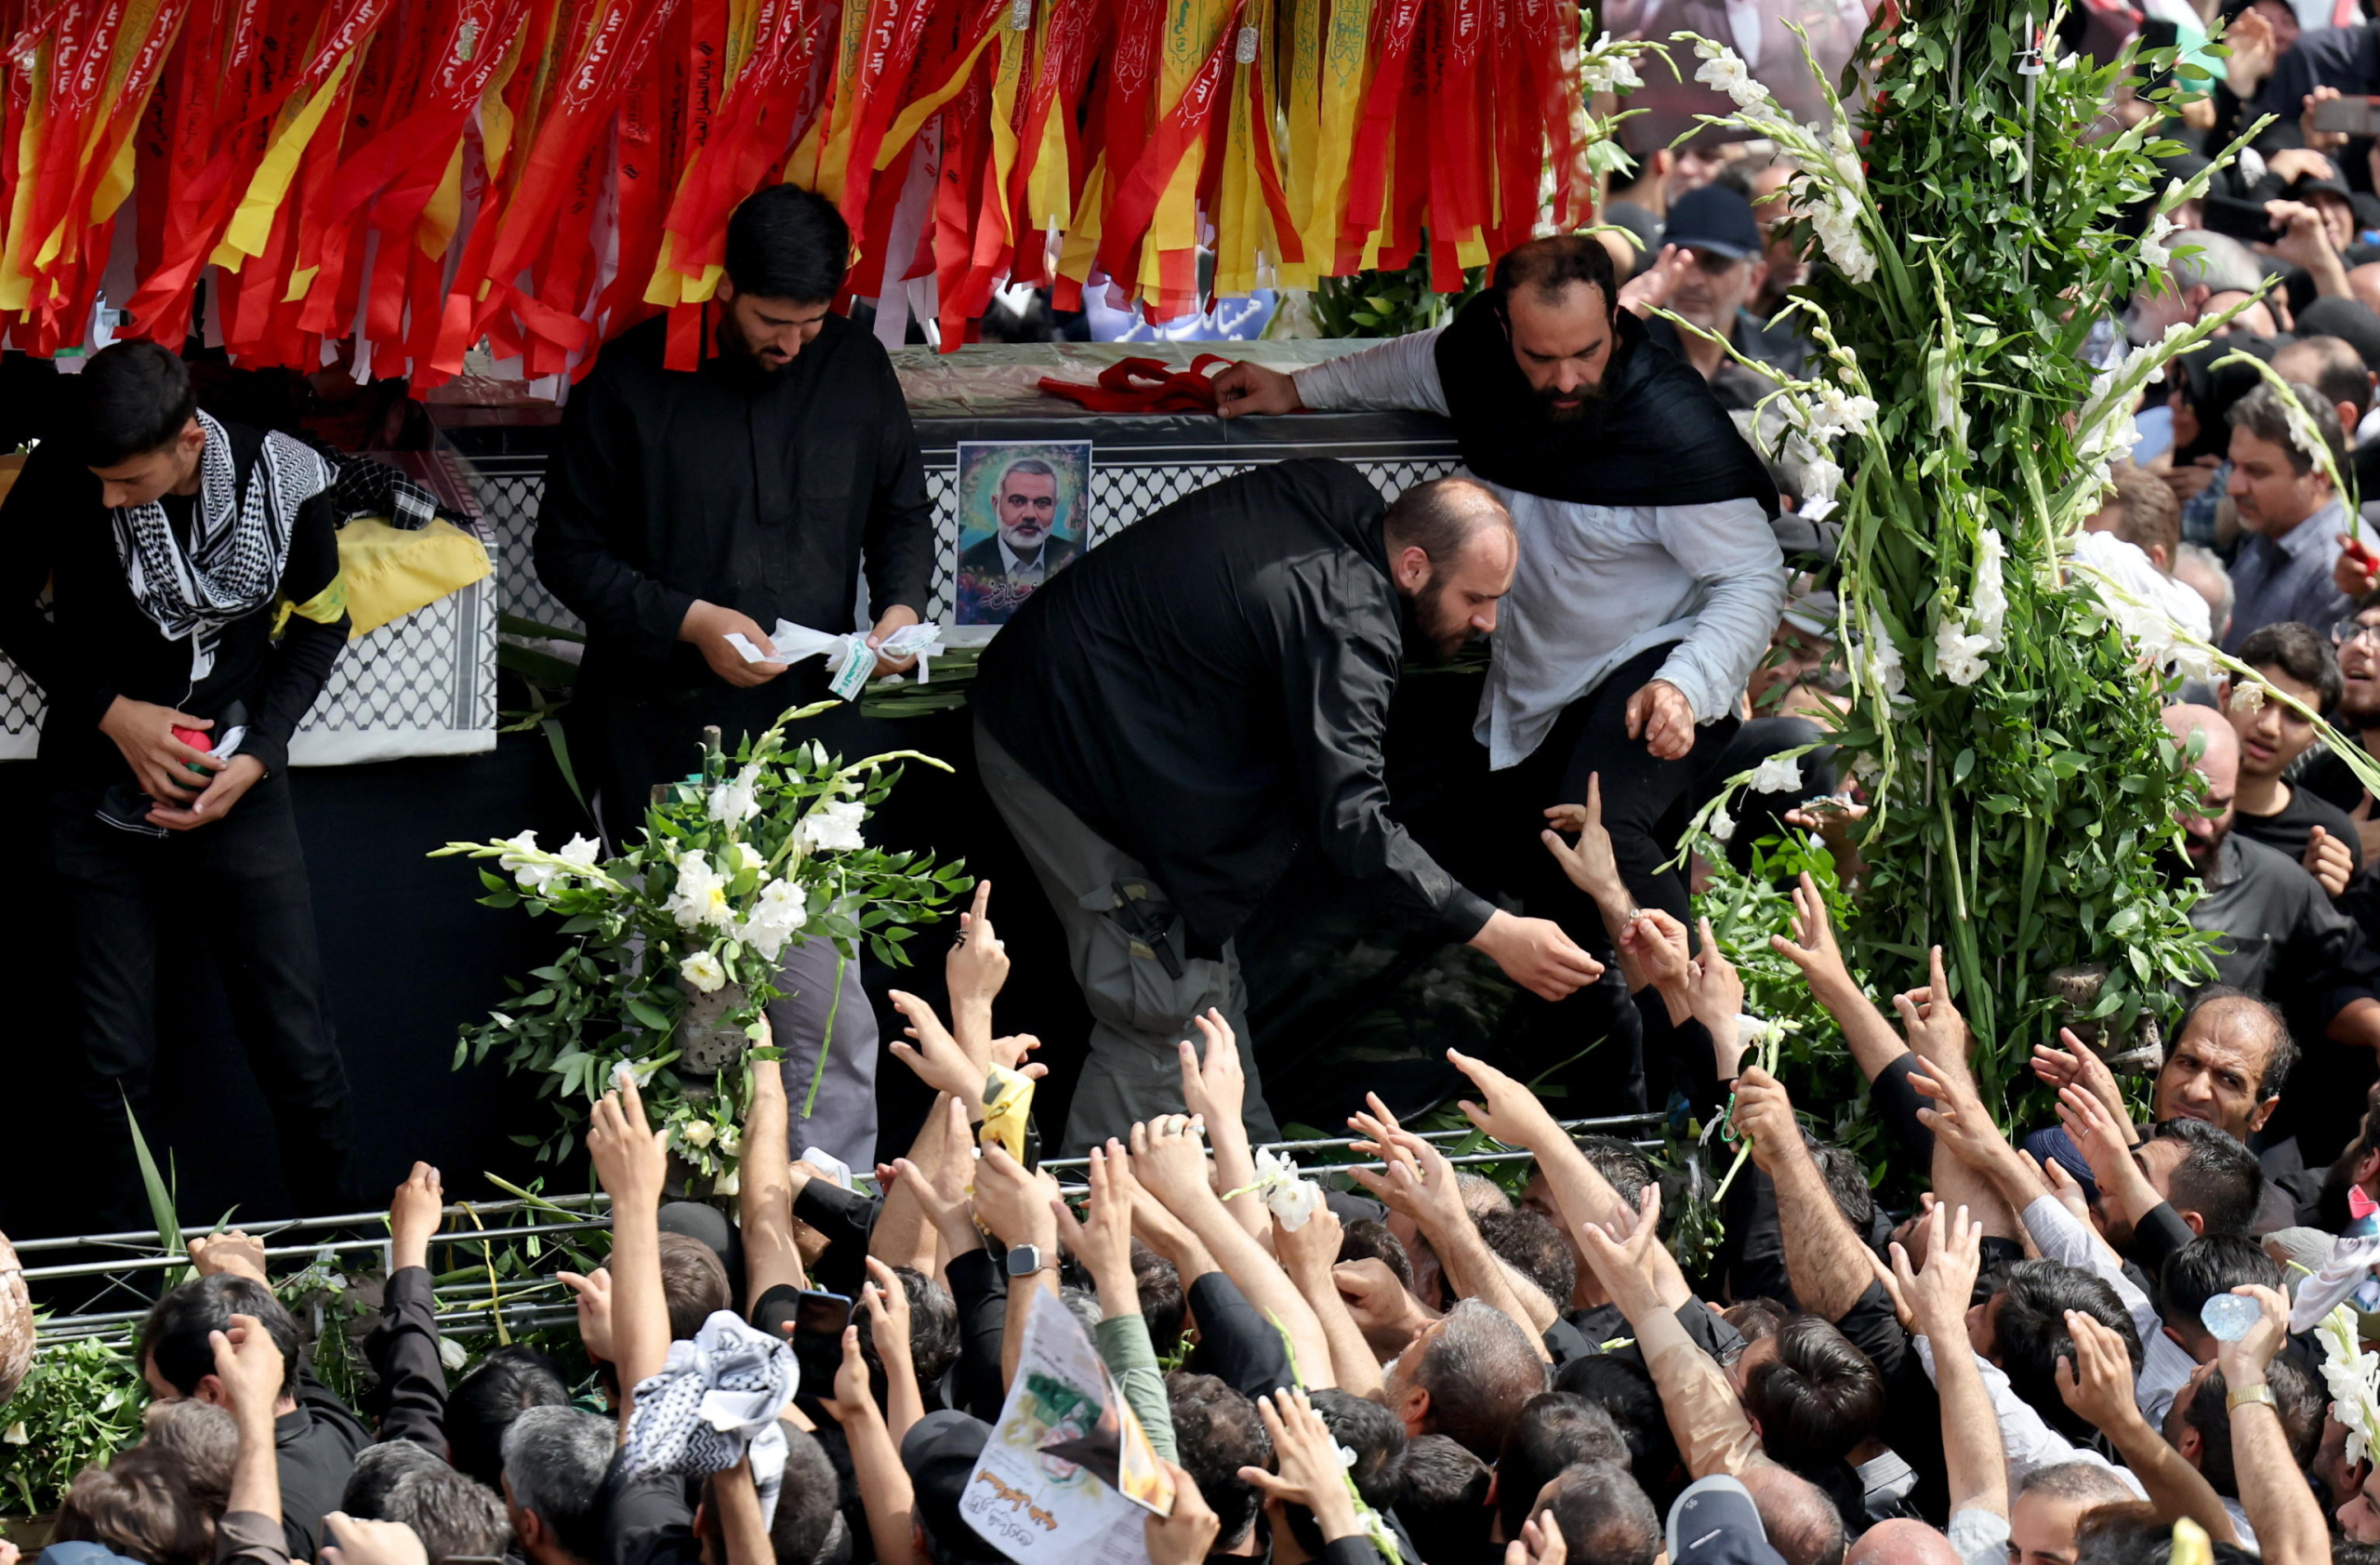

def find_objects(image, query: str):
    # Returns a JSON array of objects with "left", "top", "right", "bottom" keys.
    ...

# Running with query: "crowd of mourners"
[{"left": 21, "top": 834, "right": 2380, "bottom": 1565}]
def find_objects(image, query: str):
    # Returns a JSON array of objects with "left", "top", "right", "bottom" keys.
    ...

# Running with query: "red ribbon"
[{"left": 1037, "top": 351, "right": 1230, "bottom": 413}]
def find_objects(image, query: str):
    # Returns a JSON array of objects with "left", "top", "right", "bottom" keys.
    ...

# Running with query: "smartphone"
[
  {"left": 790, "top": 1289, "right": 853, "bottom": 1392},
  {"left": 2202, "top": 193, "right": 2282, "bottom": 246},
  {"left": 2313, "top": 96, "right": 2380, "bottom": 138}
]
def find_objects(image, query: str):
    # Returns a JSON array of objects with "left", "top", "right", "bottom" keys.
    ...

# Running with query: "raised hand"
[
  {"left": 1540, "top": 773, "right": 1628, "bottom": 905},
  {"left": 1334, "top": 1257, "right": 1432, "bottom": 1350},
  {"left": 946, "top": 882, "right": 1010, "bottom": 1010},
  {"left": 2306, "top": 825, "right": 2354, "bottom": 898},
  {"left": 1177, "top": 1009, "right": 1248, "bottom": 1138},
  {"left": 2055, "top": 1308, "right": 2142, "bottom": 1436},
  {"left": 1905, "top": 1057, "right": 2008, "bottom": 1173},
  {"left": 1146, "top": 1461, "right": 1223, "bottom": 1565},
  {"left": 1104, "top": 1139, "right": 1199, "bottom": 1257},
  {"left": 858, "top": 1255, "right": 913, "bottom": 1369},
  {"left": 1768, "top": 872, "right": 1854, "bottom": 996},
  {"left": 886, "top": 989, "right": 987, "bottom": 1104},
  {"left": 2054, "top": 1083, "right": 2140, "bottom": 1202},
  {"left": 188, "top": 1229, "right": 270, "bottom": 1285},
  {"left": 558, "top": 1266, "right": 616, "bottom": 1362},
  {"left": 1236, "top": 1388, "right": 1364, "bottom": 1543},
  {"left": 1890, "top": 1200, "right": 1981, "bottom": 1339},
  {"left": 1574, "top": 1183, "right": 1666, "bottom": 1321},
  {"left": 1620, "top": 907, "right": 1694, "bottom": 995},
  {"left": 972, "top": 1143, "right": 1060, "bottom": 1252},
  {"left": 2030, "top": 1028, "right": 2127, "bottom": 1130},
  {"left": 1893, "top": 947, "right": 1972, "bottom": 1080},
  {"left": 207, "top": 1312, "right": 285, "bottom": 1420},
  {"left": 1128, "top": 1115, "right": 1215, "bottom": 1214},
  {"left": 1448, "top": 1048, "right": 1563, "bottom": 1151},
  {"left": 588, "top": 1070, "right": 668, "bottom": 1213},
  {"left": 389, "top": 1162, "right": 444, "bottom": 1274},
  {"left": 2213, "top": 1283, "right": 2290, "bottom": 1386},
  {"left": 1730, "top": 1067, "right": 1802, "bottom": 1174},
  {"left": 320, "top": 1514, "right": 430, "bottom": 1565},
  {"left": 1051, "top": 1144, "right": 1136, "bottom": 1287},
  {"left": 1506, "top": 1510, "right": 1569, "bottom": 1565}
]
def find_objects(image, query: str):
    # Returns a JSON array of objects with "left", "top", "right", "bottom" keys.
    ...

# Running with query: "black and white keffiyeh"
[
  {"left": 110, "top": 410, "right": 333, "bottom": 677},
  {"left": 623, "top": 1309, "right": 796, "bottom": 1526}
]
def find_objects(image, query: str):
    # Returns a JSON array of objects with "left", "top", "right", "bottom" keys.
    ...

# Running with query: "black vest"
[{"left": 1431, "top": 293, "right": 1781, "bottom": 515}]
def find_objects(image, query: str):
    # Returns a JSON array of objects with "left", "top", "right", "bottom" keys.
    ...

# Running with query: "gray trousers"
[
  {"left": 976, "top": 721, "right": 1279, "bottom": 1156},
  {"left": 768, "top": 935, "right": 880, "bottom": 1171}
]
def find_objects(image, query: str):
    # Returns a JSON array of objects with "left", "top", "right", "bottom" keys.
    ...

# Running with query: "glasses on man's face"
[{"left": 2334, "top": 618, "right": 2380, "bottom": 649}]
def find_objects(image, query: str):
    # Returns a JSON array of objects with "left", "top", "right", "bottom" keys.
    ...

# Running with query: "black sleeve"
[
  {"left": 791, "top": 1180, "right": 879, "bottom": 1299},
  {"left": 248, "top": 494, "right": 349, "bottom": 777},
  {"left": 1183, "top": 1271, "right": 1295, "bottom": 1399},
  {"left": 1871, "top": 1054, "right": 1938, "bottom": 1166},
  {"left": 1263, "top": 558, "right": 1494, "bottom": 942},
  {"left": 0, "top": 445, "right": 105, "bottom": 723},
  {"left": 1720, "top": 1167, "right": 1792, "bottom": 1309},
  {"left": 2127, "top": 1201, "right": 2200, "bottom": 1280},
  {"left": 602, "top": 1469, "right": 701, "bottom": 1565},
  {"left": 361, "top": 1267, "right": 449, "bottom": 1454},
  {"left": 947, "top": 1248, "right": 1011, "bottom": 1422},
  {"left": 861, "top": 345, "right": 935, "bottom": 618},
  {"left": 533, "top": 365, "right": 695, "bottom": 652},
  {"left": 2281, "top": 873, "right": 2380, "bottom": 1023},
  {"left": 292, "top": 1363, "right": 372, "bottom": 1450},
  {"left": 1318, "top": 1536, "right": 1388, "bottom": 1565},
  {"left": 1637, "top": 988, "right": 1721, "bottom": 1118}
]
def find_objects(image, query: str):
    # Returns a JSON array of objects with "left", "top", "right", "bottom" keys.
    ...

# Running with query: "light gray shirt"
[{"left": 1291, "top": 330, "right": 1790, "bottom": 769}]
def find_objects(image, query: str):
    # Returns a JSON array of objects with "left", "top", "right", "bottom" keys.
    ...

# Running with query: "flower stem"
[{"left": 802, "top": 949, "right": 848, "bottom": 1120}]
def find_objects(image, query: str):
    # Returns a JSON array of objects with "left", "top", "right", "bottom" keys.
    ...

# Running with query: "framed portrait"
[{"left": 953, "top": 439, "right": 1092, "bottom": 626}]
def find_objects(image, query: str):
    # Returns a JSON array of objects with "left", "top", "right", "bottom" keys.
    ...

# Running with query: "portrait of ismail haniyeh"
[{"left": 954, "top": 449, "right": 1085, "bottom": 625}]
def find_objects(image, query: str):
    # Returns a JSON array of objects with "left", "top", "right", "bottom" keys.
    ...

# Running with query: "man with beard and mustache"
[
  {"left": 970, "top": 459, "right": 1606, "bottom": 1151},
  {"left": 1211, "top": 233, "right": 1783, "bottom": 1107},
  {"left": 535, "top": 184, "right": 933, "bottom": 1166},
  {"left": 2159, "top": 703, "right": 2380, "bottom": 1160}
]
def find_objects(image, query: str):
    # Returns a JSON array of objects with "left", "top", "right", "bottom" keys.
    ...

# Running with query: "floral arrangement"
[
  {"left": 434, "top": 701, "right": 970, "bottom": 1181},
  {"left": 2317, "top": 1303, "right": 2380, "bottom": 1468},
  {"left": 1653, "top": 8, "right": 2380, "bottom": 1114}
]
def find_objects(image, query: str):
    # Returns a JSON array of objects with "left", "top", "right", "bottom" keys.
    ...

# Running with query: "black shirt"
[
  {"left": 972, "top": 458, "right": 1494, "bottom": 948},
  {"left": 0, "top": 422, "right": 350, "bottom": 781},
  {"left": 2232, "top": 782, "right": 2365, "bottom": 873},
  {"left": 2191, "top": 831, "right": 2380, "bottom": 1015},
  {"left": 535, "top": 312, "right": 933, "bottom": 689},
  {"left": 276, "top": 1367, "right": 373, "bottom": 1559}
]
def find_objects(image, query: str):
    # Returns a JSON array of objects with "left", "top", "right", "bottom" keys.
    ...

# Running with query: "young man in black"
[
  {"left": 535, "top": 184, "right": 934, "bottom": 1167},
  {"left": 0, "top": 340, "right": 356, "bottom": 1221}
]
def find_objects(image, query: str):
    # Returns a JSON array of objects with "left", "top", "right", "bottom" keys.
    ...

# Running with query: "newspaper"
[{"left": 959, "top": 1288, "right": 1173, "bottom": 1565}]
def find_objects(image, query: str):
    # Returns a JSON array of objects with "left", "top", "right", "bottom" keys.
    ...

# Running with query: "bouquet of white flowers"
[{"left": 433, "top": 699, "right": 970, "bottom": 1182}]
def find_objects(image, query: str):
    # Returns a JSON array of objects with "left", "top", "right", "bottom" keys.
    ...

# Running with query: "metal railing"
[{"left": 22, "top": 1111, "right": 1665, "bottom": 1351}]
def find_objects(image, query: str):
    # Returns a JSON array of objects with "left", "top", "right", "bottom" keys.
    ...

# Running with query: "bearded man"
[
  {"left": 971, "top": 459, "right": 1606, "bottom": 1152},
  {"left": 536, "top": 184, "right": 934, "bottom": 1166},
  {"left": 1212, "top": 234, "right": 1784, "bottom": 1106}
]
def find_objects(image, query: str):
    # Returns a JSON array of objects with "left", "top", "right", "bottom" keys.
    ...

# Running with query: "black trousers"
[
  {"left": 51, "top": 770, "right": 354, "bottom": 1222},
  {"left": 1488, "top": 643, "right": 1748, "bottom": 1111}
]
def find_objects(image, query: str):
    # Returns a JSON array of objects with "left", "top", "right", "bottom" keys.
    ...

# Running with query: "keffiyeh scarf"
[
  {"left": 623, "top": 1309, "right": 797, "bottom": 1526},
  {"left": 110, "top": 411, "right": 332, "bottom": 678}
]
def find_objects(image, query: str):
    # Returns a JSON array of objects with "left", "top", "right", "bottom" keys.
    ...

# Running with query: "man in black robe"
[
  {"left": 971, "top": 458, "right": 1606, "bottom": 1152},
  {"left": 536, "top": 185, "right": 934, "bottom": 1166}
]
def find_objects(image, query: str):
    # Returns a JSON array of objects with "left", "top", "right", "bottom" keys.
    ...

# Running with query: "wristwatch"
[
  {"left": 2227, "top": 1381, "right": 2277, "bottom": 1413},
  {"left": 1005, "top": 1242, "right": 1056, "bottom": 1278}
]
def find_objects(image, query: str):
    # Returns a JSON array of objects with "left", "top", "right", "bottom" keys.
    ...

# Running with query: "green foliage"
[
  {"left": 0, "top": 1340, "right": 145, "bottom": 1517},
  {"left": 1675, "top": 12, "right": 2230, "bottom": 1116},
  {"left": 435, "top": 702, "right": 970, "bottom": 1178},
  {"left": 1308, "top": 243, "right": 1485, "bottom": 338}
]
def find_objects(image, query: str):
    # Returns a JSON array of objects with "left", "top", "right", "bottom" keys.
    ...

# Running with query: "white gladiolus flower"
[
  {"left": 1580, "top": 33, "right": 1643, "bottom": 95},
  {"left": 2171, "top": 640, "right": 2218, "bottom": 684},
  {"left": 738, "top": 878, "right": 812, "bottom": 962},
  {"left": 1692, "top": 39, "right": 1768, "bottom": 109},
  {"left": 1972, "top": 529, "right": 2008, "bottom": 647},
  {"left": 709, "top": 766, "right": 761, "bottom": 829},
  {"left": 1797, "top": 381, "right": 1880, "bottom": 444},
  {"left": 719, "top": 1126, "right": 743, "bottom": 1160},
  {"left": 679, "top": 949, "right": 728, "bottom": 993},
  {"left": 2139, "top": 208, "right": 2175, "bottom": 272},
  {"left": 2229, "top": 681, "right": 2265, "bottom": 714},
  {"left": 1749, "top": 755, "right": 1803, "bottom": 794},
  {"left": 498, "top": 831, "right": 563, "bottom": 895},
  {"left": 665, "top": 850, "right": 733, "bottom": 930},
  {"left": 678, "top": 1118, "right": 717, "bottom": 1148},
  {"left": 1801, "top": 190, "right": 1877, "bottom": 285},
  {"left": 1828, "top": 121, "right": 1866, "bottom": 192},
  {"left": 1708, "top": 809, "right": 1738, "bottom": 843},
  {"left": 1859, "top": 605, "right": 1911, "bottom": 707},
  {"left": 714, "top": 1168, "right": 740, "bottom": 1197},
  {"left": 800, "top": 797, "right": 867, "bottom": 853},
  {"left": 732, "top": 842, "right": 767, "bottom": 874},
  {"left": 1936, "top": 617, "right": 1992, "bottom": 686},
  {"left": 557, "top": 833, "right": 603, "bottom": 871}
]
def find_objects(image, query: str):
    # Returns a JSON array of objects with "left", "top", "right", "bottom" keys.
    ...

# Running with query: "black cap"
[
  {"left": 1664, "top": 184, "right": 1764, "bottom": 262},
  {"left": 1668, "top": 1476, "right": 1788, "bottom": 1565},
  {"left": 2288, "top": 171, "right": 2357, "bottom": 209},
  {"left": 900, "top": 1411, "right": 1006, "bottom": 1565},
  {"left": 2296, "top": 297, "right": 2380, "bottom": 374}
]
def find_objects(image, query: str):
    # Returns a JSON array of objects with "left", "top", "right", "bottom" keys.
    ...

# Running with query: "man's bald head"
[
  {"left": 1383, "top": 478, "right": 1518, "bottom": 658},
  {"left": 1845, "top": 1519, "right": 1964, "bottom": 1565},
  {"left": 2162, "top": 702, "right": 2241, "bottom": 874},
  {"left": 1741, "top": 1464, "right": 1847, "bottom": 1565}
]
